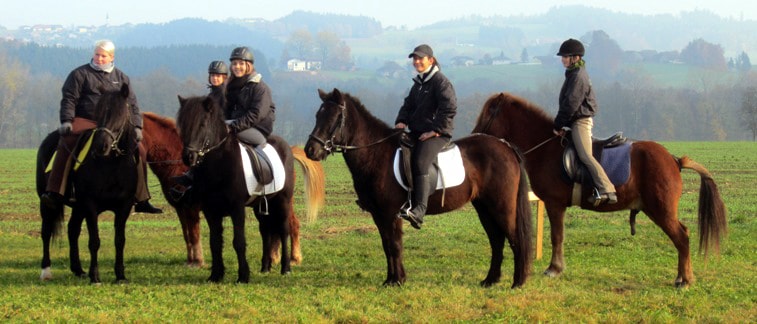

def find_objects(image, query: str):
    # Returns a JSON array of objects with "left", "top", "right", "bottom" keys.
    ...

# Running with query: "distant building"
[
  {"left": 450, "top": 56, "right": 476, "bottom": 67},
  {"left": 287, "top": 59, "right": 322, "bottom": 72}
]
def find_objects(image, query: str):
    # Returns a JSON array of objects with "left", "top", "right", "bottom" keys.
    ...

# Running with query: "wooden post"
[{"left": 528, "top": 191, "right": 544, "bottom": 260}]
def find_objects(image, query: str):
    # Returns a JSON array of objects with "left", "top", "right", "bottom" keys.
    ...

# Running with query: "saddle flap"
[{"left": 242, "top": 143, "right": 274, "bottom": 185}]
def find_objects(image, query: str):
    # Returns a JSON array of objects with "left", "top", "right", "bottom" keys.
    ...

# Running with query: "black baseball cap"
[{"left": 408, "top": 44, "right": 434, "bottom": 58}]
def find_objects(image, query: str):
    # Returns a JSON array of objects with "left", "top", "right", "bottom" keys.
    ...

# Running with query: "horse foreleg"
[
  {"left": 84, "top": 214, "right": 101, "bottom": 284},
  {"left": 289, "top": 211, "right": 302, "bottom": 265},
  {"left": 67, "top": 210, "right": 86, "bottom": 278},
  {"left": 544, "top": 205, "right": 567, "bottom": 277},
  {"left": 40, "top": 204, "right": 62, "bottom": 281},
  {"left": 205, "top": 215, "right": 225, "bottom": 282},
  {"left": 178, "top": 208, "right": 204, "bottom": 268},
  {"left": 257, "top": 215, "right": 274, "bottom": 273},
  {"left": 230, "top": 208, "right": 249, "bottom": 283},
  {"left": 113, "top": 208, "right": 131, "bottom": 283},
  {"left": 376, "top": 214, "right": 405, "bottom": 286}
]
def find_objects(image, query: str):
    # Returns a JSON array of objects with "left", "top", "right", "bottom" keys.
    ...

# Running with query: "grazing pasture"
[{"left": 0, "top": 142, "right": 754, "bottom": 322}]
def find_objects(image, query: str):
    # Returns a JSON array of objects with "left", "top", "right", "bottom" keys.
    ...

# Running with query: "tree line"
[{"left": 1, "top": 38, "right": 756, "bottom": 149}]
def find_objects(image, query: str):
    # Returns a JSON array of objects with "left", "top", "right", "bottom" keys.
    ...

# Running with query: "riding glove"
[{"left": 59, "top": 121, "right": 73, "bottom": 135}]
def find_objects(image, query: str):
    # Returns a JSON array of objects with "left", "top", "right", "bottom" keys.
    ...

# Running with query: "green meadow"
[{"left": 0, "top": 142, "right": 755, "bottom": 322}]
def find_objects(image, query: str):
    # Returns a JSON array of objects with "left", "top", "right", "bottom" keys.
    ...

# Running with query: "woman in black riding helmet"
[
  {"left": 225, "top": 46, "right": 275, "bottom": 146},
  {"left": 553, "top": 38, "right": 617, "bottom": 205},
  {"left": 207, "top": 60, "right": 228, "bottom": 109}
]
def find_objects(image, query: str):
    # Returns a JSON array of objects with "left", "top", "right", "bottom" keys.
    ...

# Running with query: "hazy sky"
[{"left": 2, "top": 0, "right": 754, "bottom": 29}]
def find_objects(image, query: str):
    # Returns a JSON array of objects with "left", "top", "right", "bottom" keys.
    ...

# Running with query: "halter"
[
  {"left": 94, "top": 126, "right": 126, "bottom": 156},
  {"left": 308, "top": 100, "right": 402, "bottom": 155}
]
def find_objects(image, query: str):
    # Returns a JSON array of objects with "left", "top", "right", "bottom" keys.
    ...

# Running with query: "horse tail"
[
  {"left": 512, "top": 150, "right": 534, "bottom": 287},
  {"left": 36, "top": 131, "right": 66, "bottom": 241},
  {"left": 678, "top": 156, "right": 727, "bottom": 258},
  {"left": 291, "top": 146, "right": 326, "bottom": 223}
]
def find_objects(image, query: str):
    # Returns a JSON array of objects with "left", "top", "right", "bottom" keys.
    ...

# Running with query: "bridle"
[
  {"left": 93, "top": 102, "right": 132, "bottom": 157},
  {"left": 184, "top": 135, "right": 228, "bottom": 166},
  {"left": 307, "top": 100, "right": 402, "bottom": 155}
]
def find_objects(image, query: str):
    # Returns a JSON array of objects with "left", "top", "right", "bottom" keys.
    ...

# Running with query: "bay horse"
[
  {"left": 37, "top": 84, "right": 139, "bottom": 284},
  {"left": 175, "top": 95, "right": 324, "bottom": 283},
  {"left": 304, "top": 88, "right": 533, "bottom": 288},
  {"left": 141, "top": 112, "right": 324, "bottom": 268},
  {"left": 472, "top": 92, "right": 727, "bottom": 287}
]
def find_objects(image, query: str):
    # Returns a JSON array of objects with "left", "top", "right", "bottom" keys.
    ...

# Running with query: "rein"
[
  {"left": 522, "top": 134, "right": 559, "bottom": 155},
  {"left": 308, "top": 100, "right": 403, "bottom": 154}
]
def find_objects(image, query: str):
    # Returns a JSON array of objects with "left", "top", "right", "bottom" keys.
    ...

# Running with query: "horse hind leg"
[
  {"left": 648, "top": 209, "right": 694, "bottom": 287},
  {"left": 40, "top": 203, "right": 64, "bottom": 281},
  {"left": 472, "top": 202, "right": 504, "bottom": 287}
]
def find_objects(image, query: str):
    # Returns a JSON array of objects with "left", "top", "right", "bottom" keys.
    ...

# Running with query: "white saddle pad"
[
  {"left": 392, "top": 146, "right": 465, "bottom": 191},
  {"left": 240, "top": 143, "right": 285, "bottom": 196}
]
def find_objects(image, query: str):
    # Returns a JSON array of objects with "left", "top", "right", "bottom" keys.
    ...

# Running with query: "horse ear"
[
  {"left": 332, "top": 88, "right": 343, "bottom": 102},
  {"left": 317, "top": 88, "right": 328, "bottom": 101},
  {"left": 202, "top": 96, "right": 216, "bottom": 112},
  {"left": 178, "top": 95, "right": 187, "bottom": 106}
]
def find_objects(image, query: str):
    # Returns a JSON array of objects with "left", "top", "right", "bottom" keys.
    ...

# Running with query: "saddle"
[
  {"left": 241, "top": 143, "right": 274, "bottom": 185},
  {"left": 397, "top": 133, "right": 454, "bottom": 189},
  {"left": 562, "top": 131, "right": 632, "bottom": 186}
]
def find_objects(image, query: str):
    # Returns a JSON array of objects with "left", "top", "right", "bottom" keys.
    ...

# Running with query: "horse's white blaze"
[{"left": 40, "top": 267, "right": 53, "bottom": 281}]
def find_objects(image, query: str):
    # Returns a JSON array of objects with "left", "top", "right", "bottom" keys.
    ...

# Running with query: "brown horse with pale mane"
[
  {"left": 141, "top": 112, "right": 324, "bottom": 268},
  {"left": 472, "top": 92, "right": 727, "bottom": 287}
]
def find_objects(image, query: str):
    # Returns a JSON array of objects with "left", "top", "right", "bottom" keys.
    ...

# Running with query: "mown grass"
[{"left": 0, "top": 142, "right": 755, "bottom": 322}]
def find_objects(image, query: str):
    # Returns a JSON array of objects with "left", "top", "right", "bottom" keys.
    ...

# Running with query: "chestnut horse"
[
  {"left": 472, "top": 92, "right": 727, "bottom": 287},
  {"left": 141, "top": 112, "right": 324, "bottom": 268},
  {"left": 176, "top": 95, "right": 325, "bottom": 283},
  {"left": 305, "top": 89, "right": 533, "bottom": 288}
]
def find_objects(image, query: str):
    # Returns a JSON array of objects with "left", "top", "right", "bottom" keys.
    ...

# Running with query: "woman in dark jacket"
[
  {"left": 41, "top": 39, "right": 161, "bottom": 213},
  {"left": 395, "top": 44, "right": 457, "bottom": 229},
  {"left": 553, "top": 38, "right": 617, "bottom": 205},
  {"left": 225, "top": 46, "right": 275, "bottom": 146}
]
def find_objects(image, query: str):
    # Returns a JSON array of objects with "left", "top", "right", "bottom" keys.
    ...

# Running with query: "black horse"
[
  {"left": 176, "top": 95, "right": 307, "bottom": 283},
  {"left": 36, "top": 84, "right": 139, "bottom": 283}
]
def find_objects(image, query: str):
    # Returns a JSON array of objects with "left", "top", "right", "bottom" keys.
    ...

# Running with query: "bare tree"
[
  {"left": 741, "top": 86, "right": 757, "bottom": 141},
  {"left": 0, "top": 54, "right": 29, "bottom": 147}
]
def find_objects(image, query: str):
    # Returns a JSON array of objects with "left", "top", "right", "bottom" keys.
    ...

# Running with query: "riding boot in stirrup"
[{"left": 400, "top": 175, "right": 432, "bottom": 230}]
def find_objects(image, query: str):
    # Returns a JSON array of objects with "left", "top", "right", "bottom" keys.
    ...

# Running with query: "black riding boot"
[{"left": 400, "top": 175, "right": 433, "bottom": 230}]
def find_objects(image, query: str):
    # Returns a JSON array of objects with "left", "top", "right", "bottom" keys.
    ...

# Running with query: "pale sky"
[{"left": 2, "top": 0, "right": 754, "bottom": 29}]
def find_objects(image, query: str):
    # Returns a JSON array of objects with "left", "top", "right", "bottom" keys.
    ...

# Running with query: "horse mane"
[
  {"left": 143, "top": 111, "right": 177, "bottom": 131},
  {"left": 339, "top": 91, "right": 392, "bottom": 130}
]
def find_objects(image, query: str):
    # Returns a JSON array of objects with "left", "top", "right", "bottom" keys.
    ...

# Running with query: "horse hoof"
[
  {"left": 40, "top": 267, "right": 53, "bottom": 281},
  {"left": 115, "top": 279, "right": 129, "bottom": 285},
  {"left": 480, "top": 279, "right": 498, "bottom": 288},
  {"left": 543, "top": 269, "right": 560, "bottom": 278}
]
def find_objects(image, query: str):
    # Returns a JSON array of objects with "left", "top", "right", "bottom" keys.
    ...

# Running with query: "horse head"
[
  {"left": 305, "top": 88, "right": 350, "bottom": 161},
  {"left": 91, "top": 84, "right": 133, "bottom": 157},
  {"left": 176, "top": 95, "right": 227, "bottom": 167}
]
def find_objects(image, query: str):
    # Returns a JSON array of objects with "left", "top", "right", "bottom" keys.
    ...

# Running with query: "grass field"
[{"left": 0, "top": 142, "right": 755, "bottom": 322}]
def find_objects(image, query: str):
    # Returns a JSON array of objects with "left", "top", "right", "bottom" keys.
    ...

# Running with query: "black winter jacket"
[
  {"left": 60, "top": 63, "right": 142, "bottom": 128},
  {"left": 395, "top": 66, "right": 456, "bottom": 137},
  {"left": 225, "top": 73, "right": 275, "bottom": 137},
  {"left": 554, "top": 62, "right": 597, "bottom": 131}
]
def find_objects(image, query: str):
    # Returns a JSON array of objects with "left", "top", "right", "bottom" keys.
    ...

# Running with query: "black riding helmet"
[
  {"left": 556, "top": 38, "right": 585, "bottom": 57},
  {"left": 208, "top": 60, "right": 228, "bottom": 75},
  {"left": 229, "top": 47, "right": 254, "bottom": 63}
]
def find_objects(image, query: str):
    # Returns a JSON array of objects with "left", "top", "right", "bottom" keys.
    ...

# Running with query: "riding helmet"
[
  {"left": 229, "top": 47, "right": 254, "bottom": 63},
  {"left": 556, "top": 38, "right": 585, "bottom": 57},
  {"left": 208, "top": 60, "right": 228, "bottom": 75}
]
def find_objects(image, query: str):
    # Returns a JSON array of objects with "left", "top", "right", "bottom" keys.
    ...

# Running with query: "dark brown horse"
[
  {"left": 142, "top": 112, "right": 325, "bottom": 267},
  {"left": 305, "top": 88, "right": 533, "bottom": 288},
  {"left": 141, "top": 112, "right": 324, "bottom": 268},
  {"left": 472, "top": 92, "right": 727, "bottom": 287}
]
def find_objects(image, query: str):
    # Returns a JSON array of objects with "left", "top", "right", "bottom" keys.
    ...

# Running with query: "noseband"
[{"left": 184, "top": 134, "right": 228, "bottom": 166}]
